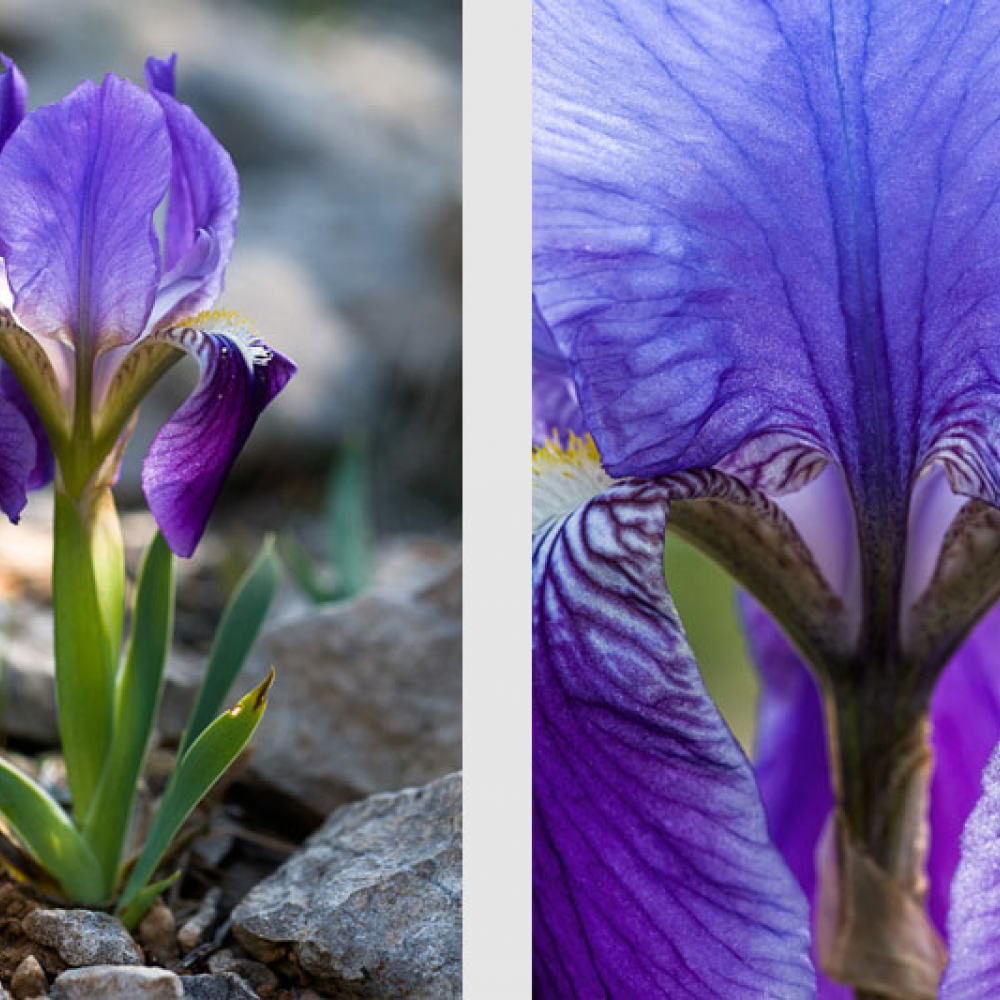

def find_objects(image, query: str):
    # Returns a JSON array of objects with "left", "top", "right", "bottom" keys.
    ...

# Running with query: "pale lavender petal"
[
  {"left": 940, "top": 736, "right": 1000, "bottom": 998},
  {"left": 534, "top": 1, "right": 1000, "bottom": 512},
  {"left": 534, "top": 480, "right": 814, "bottom": 997},
  {"left": 532, "top": 296, "right": 582, "bottom": 445},
  {"left": 0, "top": 74, "right": 169, "bottom": 350},
  {"left": 0, "top": 54, "right": 27, "bottom": 151},
  {"left": 926, "top": 604, "right": 1000, "bottom": 933},
  {"left": 141, "top": 319, "right": 294, "bottom": 557},
  {"left": 145, "top": 55, "right": 238, "bottom": 325}
]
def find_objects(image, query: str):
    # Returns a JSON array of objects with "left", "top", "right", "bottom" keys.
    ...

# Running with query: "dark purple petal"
[
  {"left": 0, "top": 391, "right": 36, "bottom": 521},
  {"left": 141, "top": 319, "right": 294, "bottom": 557},
  {"left": 0, "top": 54, "right": 27, "bottom": 152},
  {"left": 534, "top": 480, "right": 814, "bottom": 996},
  {"left": 0, "top": 74, "right": 169, "bottom": 350},
  {"left": 532, "top": 296, "right": 583, "bottom": 445},
  {"left": 747, "top": 600, "right": 1000, "bottom": 945},
  {"left": 0, "top": 365, "right": 52, "bottom": 490},
  {"left": 534, "top": 1, "right": 1000, "bottom": 510},
  {"left": 940, "top": 737, "right": 1000, "bottom": 998},
  {"left": 145, "top": 55, "right": 238, "bottom": 326}
]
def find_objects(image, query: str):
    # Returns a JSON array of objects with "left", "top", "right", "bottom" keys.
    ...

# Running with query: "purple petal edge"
[
  {"left": 0, "top": 54, "right": 27, "bottom": 152},
  {"left": 534, "top": 480, "right": 814, "bottom": 997},
  {"left": 145, "top": 55, "right": 238, "bottom": 326},
  {"left": 141, "top": 323, "right": 294, "bottom": 557}
]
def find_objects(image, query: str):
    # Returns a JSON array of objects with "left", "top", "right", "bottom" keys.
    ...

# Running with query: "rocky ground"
[{"left": 0, "top": 501, "right": 462, "bottom": 999}]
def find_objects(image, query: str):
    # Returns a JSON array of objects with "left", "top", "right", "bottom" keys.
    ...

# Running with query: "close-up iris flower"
[
  {"left": 0, "top": 53, "right": 293, "bottom": 557},
  {"left": 533, "top": 2, "right": 1000, "bottom": 996}
]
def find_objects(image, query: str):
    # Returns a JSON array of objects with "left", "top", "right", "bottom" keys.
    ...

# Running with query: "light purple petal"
[
  {"left": 0, "top": 365, "right": 52, "bottom": 490},
  {"left": 940, "top": 736, "right": 1000, "bottom": 998},
  {"left": 145, "top": 55, "right": 238, "bottom": 326},
  {"left": 0, "top": 74, "right": 169, "bottom": 351},
  {"left": 747, "top": 599, "right": 1000, "bottom": 946},
  {"left": 141, "top": 319, "right": 294, "bottom": 557},
  {"left": 0, "top": 54, "right": 27, "bottom": 152},
  {"left": 534, "top": 1, "right": 1000, "bottom": 511},
  {"left": 532, "top": 296, "right": 583, "bottom": 445},
  {"left": 926, "top": 605, "right": 1000, "bottom": 934},
  {"left": 534, "top": 480, "right": 814, "bottom": 996}
]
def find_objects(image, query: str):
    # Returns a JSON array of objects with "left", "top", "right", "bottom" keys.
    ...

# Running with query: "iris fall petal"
[
  {"left": 534, "top": 479, "right": 814, "bottom": 997},
  {"left": 141, "top": 315, "right": 294, "bottom": 557}
]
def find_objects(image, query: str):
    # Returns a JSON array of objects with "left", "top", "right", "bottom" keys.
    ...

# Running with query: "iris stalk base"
[{"left": 819, "top": 688, "right": 946, "bottom": 999}]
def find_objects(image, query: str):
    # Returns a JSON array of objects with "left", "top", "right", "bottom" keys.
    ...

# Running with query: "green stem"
[{"left": 52, "top": 489, "right": 121, "bottom": 827}]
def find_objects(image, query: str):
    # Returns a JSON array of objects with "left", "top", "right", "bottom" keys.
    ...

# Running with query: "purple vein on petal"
[{"left": 534, "top": 479, "right": 814, "bottom": 997}]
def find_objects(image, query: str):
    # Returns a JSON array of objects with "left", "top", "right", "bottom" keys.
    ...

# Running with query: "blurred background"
[
  {"left": 664, "top": 535, "right": 759, "bottom": 753},
  {"left": 0, "top": 0, "right": 462, "bottom": 542}
]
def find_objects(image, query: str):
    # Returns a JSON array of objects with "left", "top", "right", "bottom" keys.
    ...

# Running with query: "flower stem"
[{"left": 816, "top": 675, "right": 946, "bottom": 999}]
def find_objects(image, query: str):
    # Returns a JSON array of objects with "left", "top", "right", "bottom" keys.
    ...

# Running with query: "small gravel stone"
[
  {"left": 207, "top": 951, "right": 277, "bottom": 990},
  {"left": 10, "top": 955, "right": 47, "bottom": 998},
  {"left": 138, "top": 899, "right": 178, "bottom": 966},
  {"left": 181, "top": 973, "right": 258, "bottom": 999},
  {"left": 50, "top": 966, "right": 183, "bottom": 999},
  {"left": 23, "top": 910, "right": 142, "bottom": 968},
  {"left": 177, "top": 890, "right": 222, "bottom": 954}
]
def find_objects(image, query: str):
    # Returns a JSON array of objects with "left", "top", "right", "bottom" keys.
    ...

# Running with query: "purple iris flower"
[
  {"left": 534, "top": 2, "right": 1000, "bottom": 995},
  {"left": 0, "top": 54, "right": 294, "bottom": 556}
]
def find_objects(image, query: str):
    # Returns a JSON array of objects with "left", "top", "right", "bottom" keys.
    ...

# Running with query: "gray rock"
[
  {"left": 11, "top": 955, "right": 47, "bottom": 999},
  {"left": 233, "top": 772, "right": 462, "bottom": 998},
  {"left": 50, "top": 966, "right": 183, "bottom": 1000},
  {"left": 23, "top": 910, "right": 142, "bottom": 968},
  {"left": 205, "top": 952, "right": 275, "bottom": 991},
  {"left": 242, "top": 557, "right": 461, "bottom": 815},
  {"left": 181, "top": 974, "right": 257, "bottom": 1000}
]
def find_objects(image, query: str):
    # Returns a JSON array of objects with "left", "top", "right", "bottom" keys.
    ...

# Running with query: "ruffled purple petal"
[
  {"left": 534, "top": 1, "right": 1000, "bottom": 508},
  {"left": 145, "top": 55, "right": 238, "bottom": 326},
  {"left": 0, "top": 365, "right": 52, "bottom": 490},
  {"left": 0, "top": 74, "right": 169, "bottom": 350},
  {"left": 0, "top": 54, "right": 27, "bottom": 152},
  {"left": 534, "top": 480, "right": 814, "bottom": 997},
  {"left": 141, "top": 319, "right": 294, "bottom": 557},
  {"left": 747, "top": 599, "right": 1000, "bottom": 946},
  {"left": 532, "top": 296, "right": 582, "bottom": 445},
  {"left": 940, "top": 737, "right": 1000, "bottom": 998}
]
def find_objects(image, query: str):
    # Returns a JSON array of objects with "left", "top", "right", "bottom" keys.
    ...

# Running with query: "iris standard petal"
[
  {"left": 144, "top": 55, "right": 238, "bottom": 327},
  {"left": 532, "top": 297, "right": 583, "bottom": 445},
  {"left": 0, "top": 54, "right": 27, "bottom": 151},
  {"left": 534, "top": 0, "right": 1000, "bottom": 511},
  {"left": 0, "top": 74, "right": 169, "bottom": 351},
  {"left": 940, "top": 737, "right": 1000, "bottom": 998},
  {"left": 747, "top": 600, "right": 1000, "bottom": 940},
  {"left": 534, "top": 479, "right": 814, "bottom": 997},
  {"left": 140, "top": 314, "right": 294, "bottom": 557}
]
